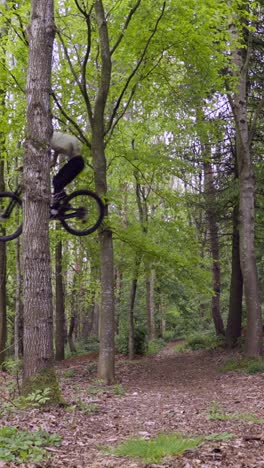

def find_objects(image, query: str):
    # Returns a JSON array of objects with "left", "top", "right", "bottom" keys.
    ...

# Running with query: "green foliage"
[
  {"left": 63, "top": 369, "right": 76, "bottom": 378},
  {"left": 23, "top": 388, "right": 52, "bottom": 408},
  {"left": 66, "top": 400, "right": 99, "bottom": 415},
  {"left": 175, "top": 333, "right": 224, "bottom": 352},
  {"left": 108, "top": 431, "right": 234, "bottom": 463},
  {"left": 115, "top": 327, "right": 146, "bottom": 356},
  {"left": 65, "top": 338, "right": 99, "bottom": 359},
  {"left": 87, "top": 379, "right": 125, "bottom": 397},
  {"left": 221, "top": 356, "right": 264, "bottom": 374},
  {"left": 146, "top": 338, "right": 165, "bottom": 356},
  {"left": 208, "top": 402, "right": 264, "bottom": 424},
  {"left": 0, "top": 426, "right": 61, "bottom": 464},
  {"left": 22, "top": 368, "right": 61, "bottom": 405},
  {"left": 111, "top": 433, "right": 203, "bottom": 463}
]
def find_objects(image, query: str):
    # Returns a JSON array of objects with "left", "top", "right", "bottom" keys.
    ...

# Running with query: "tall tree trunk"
[
  {"left": 204, "top": 161, "right": 225, "bottom": 336},
  {"left": 93, "top": 0, "right": 115, "bottom": 384},
  {"left": 22, "top": 1, "right": 58, "bottom": 394},
  {"left": 228, "top": 27, "right": 262, "bottom": 356},
  {"left": 226, "top": 204, "right": 243, "bottom": 347},
  {"left": 68, "top": 312, "right": 76, "bottom": 353},
  {"left": 15, "top": 238, "right": 24, "bottom": 359},
  {"left": 55, "top": 240, "right": 65, "bottom": 361},
  {"left": 128, "top": 255, "right": 141, "bottom": 360},
  {"left": 0, "top": 161, "right": 7, "bottom": 367},
  {"left": 0, "top": 1, "right": 7, "bottom": 367},
  {"left": 146, "top": 268, "right": 156, "bottom": 340}
]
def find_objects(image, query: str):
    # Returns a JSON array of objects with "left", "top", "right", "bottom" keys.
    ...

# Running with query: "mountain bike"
[{"left": 0, "top": 185, "right": 105, "bottom": 242}]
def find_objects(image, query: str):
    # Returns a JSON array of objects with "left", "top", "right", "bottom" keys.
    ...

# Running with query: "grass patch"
[
  {"left": 108, "top": 432, "right": 234, "bottom": 464},
  {"left": 87, "top": 379, "right": 126, "bottom": 396},
  {"left": 112, "top": 433, "right": 203, "bottom": 463},
  {"left": 208, "top": 403, "right": 264, "bottom": 424},
  {"left": 0, "top": 426, "right": 61, "bottom": 463},
  {"left": 221, "top": 356, "right": 264, "bottom": 374}
]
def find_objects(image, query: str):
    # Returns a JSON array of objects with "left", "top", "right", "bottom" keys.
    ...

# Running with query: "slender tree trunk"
[
  {"left": 0, "top": 3, "right": 7, "bottom": 367},
  {"left": 55, "top": 240, "right": 65, "bottom": 361},
  {"left": 93, "top": 0, "right": 115, "bottom": 384},
  {"left": 146, "top": 269, "right": 156, "bottom": 340},
  {"left": 22, "top": 1, "right": 58, "bottom": 393},
  {"left": 15, "top": 238, "right": 24, "bottom": 359},
  {"left": 68, "top": 312, "right": 76, "bottom": 353},
  {"left": 0, "top": 162, "right": 7, "bottom": 366},
  {"left": 226, "top": 204, "right": 243, "bottom": 347},
  {"left": 114, "top": 267, "right": 122, "bottom": 335},
  {"left": 228, "top": 29, "right": 262, "bottom": 355},
  {"left": 128, "top": 255, "right": 141, "bottom": 360},
  {"left": 204, "top": 161, "right": 225, "bottom": 336}
]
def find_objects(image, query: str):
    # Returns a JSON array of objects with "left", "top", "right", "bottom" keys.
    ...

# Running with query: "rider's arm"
[{"left": 50, "top": 150, "right": 59, "bottom": 168}]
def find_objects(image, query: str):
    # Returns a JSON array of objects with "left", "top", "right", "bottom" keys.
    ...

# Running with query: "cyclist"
[{"left": 50, "top": 131, "right": 84, "bottom": 212}]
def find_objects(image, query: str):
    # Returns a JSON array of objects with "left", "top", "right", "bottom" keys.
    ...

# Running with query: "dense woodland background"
[{"left": 0, "top": 0, "right": 263, "bottom": 392}]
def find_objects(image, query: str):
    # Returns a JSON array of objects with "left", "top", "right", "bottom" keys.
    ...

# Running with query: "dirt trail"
[{"left": 4, "top": 344, "right": 264, "bottom": 467}]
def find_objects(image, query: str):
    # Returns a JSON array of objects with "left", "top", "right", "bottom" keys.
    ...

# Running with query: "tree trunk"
[
  {"left": 128, "top": 255, "right": 141, "bottom": 360},
  {"left": 93, "top": 0, "right": 115, "bottom": 384},
  {"left": 204, "top": 161, "right": 225, "bottom": 336},
  {"left": 228, "top": 29, "right": 262, "bottom": 355},
  {"left": 68, "top": 312, "right": 76, "bottom": 353},
  {"left": 15, "top": 237, "right": 24, "bottom": 359},
  {"left": 146, "top": 269, "right": 156, "bottom": 340},
  {"left": 55, "top": 240, "right": 65, "bottom": 361},
  {"left": 22, "top": 1, "right": 58, "bottom": 395},
  {"left": 0, "top": 3, "right": 7, "bottom": 367},
  {"left": 226, "top": 205, "right": 243, "bottom": 347},
  {"left": 0, "top": 161, "right": 7, "bottom": 367}
]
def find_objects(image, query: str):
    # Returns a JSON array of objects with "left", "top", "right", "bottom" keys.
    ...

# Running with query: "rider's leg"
[
  {"left": 53, "top": 155, "right": 85, "bottom": 195},
  {"left": 51, "top": 156, "right": 84, "bottom": 210}
]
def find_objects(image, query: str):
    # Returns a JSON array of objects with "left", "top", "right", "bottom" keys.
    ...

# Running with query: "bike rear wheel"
[
  {"left": 0, "top": 192, "right": 23, "bottom": 242},
  {"left": 60, "top": 189, "right": 104, "bottom": 236}
]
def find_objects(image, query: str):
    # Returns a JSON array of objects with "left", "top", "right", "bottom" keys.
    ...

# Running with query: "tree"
[
  {"left": 22, "top": 0, "right": 59, "bottom": 396},
  {"left": 227, "top": 5, "right": 263, "bottom": 355}
]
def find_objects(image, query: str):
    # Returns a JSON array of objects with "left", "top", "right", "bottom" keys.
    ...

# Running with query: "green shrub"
[
  {"left": 146, "top": 338, "right": 165, "bottom": 356},
  {"left": 115, "top": 327, "right": 146, "bottom": 356},
  {"left": 221, "top": 356, "right": 264, "bottom": 374},
  {"left": 0, "top": 426, "right": 61, "bottom": 463},
  {"left": 176, "top": 333, "right": 224, "bottom": 353}
]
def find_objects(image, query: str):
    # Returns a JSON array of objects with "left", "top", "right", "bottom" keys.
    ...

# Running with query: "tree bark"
[
  {"left": 226, "top": 203, "right": 243, "bottom": 347},
  {"left": 228, "top": 28, "right": 262, "bottom": 355},
  {"left": 204, "top": 161, "right": 225, "bottom": 336},
  {"left": 15, "top": 237, "right": 24, "bottom": 359},
  {"left": 128, "top": 255, "right": 141, "bottom": 360},
  {"left": 55, "top": 240, "right": 65, "bottom": 361},
  {"left": 0, "top": 0, "right": 7, "bottom": 367},
  {"left": 0, "top": 160, "right": 7, "bottom": 367},
  {"left": 22, "top": 1, "right": 58, "bottom": 390},
  {"left": 146, "top": 269, "right": 156, "bottom": 340},
  {"left": 93, "top": 0, "right": 115, "bottom": 384}
]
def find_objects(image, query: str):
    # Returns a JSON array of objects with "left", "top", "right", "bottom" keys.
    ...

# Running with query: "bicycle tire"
[
  {"left": 60, "top": 189, "right": 104, "bottom": 236},
  {"left": 0, "top": 192, "right": 23, "bottom": 242}
]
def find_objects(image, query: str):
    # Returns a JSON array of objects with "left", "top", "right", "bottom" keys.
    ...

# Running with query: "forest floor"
[{"left": 1, "top": 342, "right": 264, "bottom": 467}]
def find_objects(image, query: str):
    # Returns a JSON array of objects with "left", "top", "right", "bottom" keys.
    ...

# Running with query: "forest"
[{"left": 0, "top": 0, "right": 263, "bottom": 466}]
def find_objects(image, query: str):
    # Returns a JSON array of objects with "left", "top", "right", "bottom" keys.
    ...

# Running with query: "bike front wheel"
[
  {"left": 0, "top": 192, "right": 23, "bottom": 242},
  {"left": 60, "top": 189, "right": 104, "bottom": 236}
]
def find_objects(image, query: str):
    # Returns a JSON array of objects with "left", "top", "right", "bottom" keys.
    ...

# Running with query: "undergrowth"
[
  {"left": 0, "top": 426, "right": 61, "bottom": 463},
  {"left": 208, "top": 402, "right": 264, "bottom": 423},
  {"left": 175, "top": 333, "right": 224, "bottom": 353},
  {"left": 221, "top": 356, "right": 264, "bottom": 374},
  {"left": 106, "top": 432, "right": 233, "bottom": 463}
]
